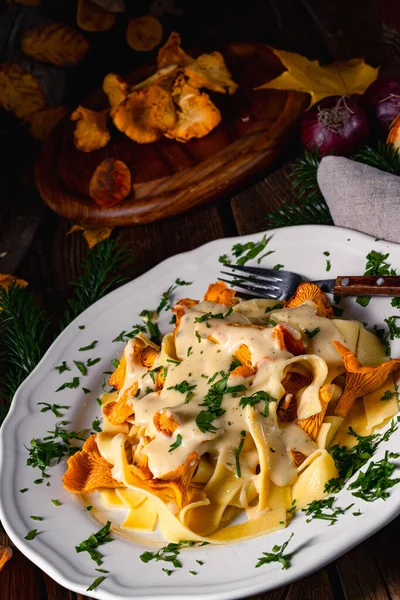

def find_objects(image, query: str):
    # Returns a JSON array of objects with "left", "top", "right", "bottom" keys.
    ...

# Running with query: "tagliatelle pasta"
[{"left": 62, "top": 282, "right": 400, "bottom": 544}]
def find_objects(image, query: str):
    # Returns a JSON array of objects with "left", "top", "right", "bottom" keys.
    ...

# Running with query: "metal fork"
[{"left": 219, "top": 264, "right": 400, "bottom": 300}]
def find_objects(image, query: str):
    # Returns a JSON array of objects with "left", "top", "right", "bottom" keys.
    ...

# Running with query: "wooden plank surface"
[{"left": 1, "top": 1, "right": 400, "bottom": 599}]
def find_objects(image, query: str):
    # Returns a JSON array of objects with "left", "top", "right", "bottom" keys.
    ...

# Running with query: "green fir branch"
[
  {"left": 353, "top": 142, "right": 400, "bottom": 176},
  {"left": 0, "top": 283, "right": 50, "bottom": 422},
  {"left": 62, "top": 238, "right": 131, "bottom": 329}
]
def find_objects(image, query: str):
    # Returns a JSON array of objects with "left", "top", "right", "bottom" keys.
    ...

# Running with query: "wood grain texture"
[
  {"left": 333, "top": 275, "right": 400, "bottom": 296},
  {"left": 35, "top": 43, "right": 309, "bottom": 227}
]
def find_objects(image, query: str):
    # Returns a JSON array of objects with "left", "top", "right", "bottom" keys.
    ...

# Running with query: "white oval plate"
[{"left": 1, "top": 225, "right": 400, "bottom": 600}]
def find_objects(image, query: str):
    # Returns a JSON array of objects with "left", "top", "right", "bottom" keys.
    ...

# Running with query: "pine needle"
[
  {"left": 353, "top": 142, "right": 400, "bottom": 176},
  {"left": 62, "top": 238, "right": 131, "bottom": 329},
  {"left": 0, "top": 283, "right": 50, "bottom": 422}
]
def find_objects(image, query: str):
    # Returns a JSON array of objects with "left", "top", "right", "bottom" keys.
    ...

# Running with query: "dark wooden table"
[{"left": 1, "top": 1, "right": 400, "bottom": 599}]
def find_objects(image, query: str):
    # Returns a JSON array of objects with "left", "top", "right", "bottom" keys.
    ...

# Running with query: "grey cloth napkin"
[{"left": 317, "top": 156, "right": 400, "bottom": 243}]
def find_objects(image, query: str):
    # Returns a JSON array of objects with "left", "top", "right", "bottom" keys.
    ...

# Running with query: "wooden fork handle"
[{"left": 333, "top": 276, "right": 400, "bottom": 296}]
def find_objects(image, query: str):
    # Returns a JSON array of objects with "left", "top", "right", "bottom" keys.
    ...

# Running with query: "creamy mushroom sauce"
[{"left": 99, "top": 300, "right": 347, "bottom": 487}]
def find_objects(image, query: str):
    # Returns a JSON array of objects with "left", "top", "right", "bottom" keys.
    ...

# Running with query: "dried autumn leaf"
[
  {"left": 0, "top": 274, "right": 28, "bottom": 291},
  {"left": 185, "top": 52, "right": 238, "bottom": 94},
  {"left": 166, "top": 78, "right": 221, "bottom": 142},
  {"left": 26, "top": 105, "right": 69, "bottom": 140},
  {"left": 77, "top": 0, "right": 116, "bottom": 32},
  {"left": 157, "top": 32, "right": 193, "bottom": 69},
  {"left": 102, "top": 73, "right": 129, "bottom": 117},
  {"left": 68, "top": 224, "right": 113, "bottom": 248},
  {"left": 71, "top": 106, "right": 110, "bottom": 152},
  {"left": 113, "top": 84, "right": 176, "bottom": 143},
  {"left": 21, "top": 22, "right": 89, "bottom": 67},
  {"left": 333, "top": 341, "right": 400, "bottom": 417},
  {"left": 256, "top": 49, "right": 380, "bottom": 108},
  {"left": 0, "top": 63, "right": 45, "bottom": 119},
  {"left": 126, "top": 16, "right": 163, "bottom": 52},
  {"left": 89, "top": 158, "right": 131, "bottom": 206},
  {"left": 0, "top": 546, "right": 12, "bottom": 572}
]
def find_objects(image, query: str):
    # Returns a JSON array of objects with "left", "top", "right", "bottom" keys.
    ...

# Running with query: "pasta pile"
[{"left": 63, "top": 282, "right": 400, "bottom": 543}]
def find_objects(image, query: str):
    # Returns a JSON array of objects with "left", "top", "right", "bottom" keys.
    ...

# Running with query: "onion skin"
[
  {"left": 301, "top": 96, "right": 369, "bottom": 157},
  {"left": 363, "top": 76, "right": 400, "bottom": 136}
]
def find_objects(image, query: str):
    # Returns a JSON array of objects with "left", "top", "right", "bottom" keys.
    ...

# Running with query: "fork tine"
[
  {"left": 222, "top": 263, "right": 283, "bottom": 280},
  {"left": 220, "top": 271, "right": 281, "bottom": 291},
  {"left": 218, "top": 277, "right": 281, "bottom": 300},
  {"left": 220, "top": 270, "right": 282, "bottom": 286}
]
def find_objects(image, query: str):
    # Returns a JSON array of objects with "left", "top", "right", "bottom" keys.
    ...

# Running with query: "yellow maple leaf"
[
  {"left": 256, "top": 48, "right": 380, "bottom": 108},
  {"left": 0, "top": 274, "right": 28, "bottom": 291},
  {"left": 68, "top": 224, "right": 113, "bottom": 248}
]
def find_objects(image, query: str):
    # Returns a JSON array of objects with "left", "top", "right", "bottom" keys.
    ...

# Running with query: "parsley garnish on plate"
[
  {"left": 51, "top": 499, "right": 61, "bottom": 506},
  {"left": 304, "top": 327, "right": 320, "bottom": 339},
  {"left": 325, "top": 418, "right": 400, "bottom": 493},
  {"left": 325, "top": 259, "right": 331, "bottom": 272},
  {"left": 55, "top": 377, "right": 80, "bottom": 392},
  {"left": 168, "top": 434, "right": 183, "bottom": 453},
  {"left": 112, "top": 324, "right": 147, "bottom": 343},
  {"left": 235, "top": 431, "right": 246, "bottom": 478},
  {"left": 30, "top": 515, "right": 43, "bottom": 521},
  {"left": 73, "top": 360, "right": 87, "bottom": 376},
  {"left": 55, "top": 361, "right": 70, "bottom": 374},
  {"left": 302, "top": 497, "right": 353, "bottom": 525},
  {"left": 86, "top": 357, "right": 101, "bottom": 367},
  {"left": 140, "top": 540, "right": 195, "bottom": 572},
  {"left": 256, "top": 533, "right": 294, "bottom": 570},
  {"left": 167, "top": 380, "right": 197, "bottom": 403},
  {"left": 196, "top": 372, "right": 246, "bottom": 433},
  {"left": 231, "top": 234, "right": 273, "bottom": 266},
  {"left": 79, "top": 340, "right": 98, "bottom": 351},
  {"left": 239, "top": 391, "right": 277, "bottom": 417},
  {"left": 348, "top": 450, "right": 400, "bottom": 501},
  {"left": 37, "top": 403, "right": 69, "bottom": 418},
  {"left": 384, "top": 316, "right": 400, "bottom": 339},
  {"left": 75, "top": 520, "right": 112, "bottom": 566},
  {"left": 87, "top": 576, "right": 106, "bottom": 592},
  {"left": 273, "top": 264, "right": 284, "bottom": 270},
  {"left": 24, "top": 529, "right": 39, "bottom": 541},
  {"left": 92, "top": 417, "right": 102, "bottom": 433}
]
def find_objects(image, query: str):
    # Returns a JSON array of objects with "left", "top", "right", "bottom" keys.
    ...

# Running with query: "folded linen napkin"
[{"left": 317, "top": 156, "right": 400, "bottom": 243}]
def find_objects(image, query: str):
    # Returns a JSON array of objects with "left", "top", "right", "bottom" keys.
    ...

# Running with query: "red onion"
[
  {"left": 301, "top": 96, "right": 370, "bottom": 157},
  {"left": 363, "top": 76, "right": 400, "bottom": 136}
]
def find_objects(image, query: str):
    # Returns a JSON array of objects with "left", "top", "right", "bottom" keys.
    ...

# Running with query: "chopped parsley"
[
  {"left": 96, "top": 397, "right": 102, "bottom": 406},
  {"left": 167, "top": 380, "right": 197, "bottom": 403},
  {"left": 196, "top": 372, "right": 246, "bottom": 433},
  {"left": 37, "top": 403, "right": 69, "bottom": 418},
  {"left": 157, "top": 279, "right": 193, "bottom": 313},
  {"left": 381, "top": 386, "right": 398, "bottom": 401},
  {"left": 85, "top": 505, "right": 93, "bottom": 511},
  {"left": 30, "top": 515, "right": 43, "bottom": 521},
  {"left": 219, "top": 254, "right": 230, "bottom": 265},
  {"left": 265, "top": 303, "right": 282, "bottom": 314},
  {"left": 323, "top": 251, "right": 330, "bottom": 256},
  {"left": 194, "top": 307, "right": 233, "bottom": 323},
  {"left": 326, "top": 259, "right": 331, "bottom": 272},
  {"left": 384, "top": 315, "right": 400, "bottom": 340},
  {"left": 78, "top": 325, "right": 85, "bottom": 330},
  {"left": 187, "top": 346, "right": 193, "bottom": 357},
  {"left": 356, "top": 251, "right": 396, "bottom": 307},
  {"left": 348, "top": 450, "right": 400, "bottom": 501},
  {"left": 229, "top": 356, "right": 242, "bottom": 371},
  {"left": 140, "top": 540, "right": 195, "bottom": 570},
  {"left": 168, "top": 434, "right": 183, "bottom": 453},
  {"left": 195, "top": 331, "right": 202, "bottom": 343},
  {"left": 391, "top": 297, "right": 400, "bottom": 309},
  {"left": 256, "top": 533, "right": 294, "bottom": 570},
  {"left": 79, "top": 340, "right": 98, "bottom": 351},
  {"left": 162, "top": 568, "right": 173, "bottom": 576},
  {"left": 20, "top": 488, "right": 28, "bottom": 493},
  {"left": 304, "top": 327, "right": 320, "bottom": 339},
  {"left": 26, "top": 421, "right": 89, "bottom": 477},
  {"left": 325, "top": 418, "right": 400, "bottom": 493},
  {"left": 82, "top": 387, "right": 91, "bottom": 394},
  {"left": 56, "top": 377, "right": 80, "bottom": 392},
  {"left": 92, "top": 417, "right": 102, "bottom": 433},
  {"left": 235, "top": 431, "right": 246, "bottom": 478},
  {"left": 24, "top": 529, "right": 38, "bottom": 541},
  {"left": 51, "top": 499, "right": 61, "bottom": 506},
  {"left": 232, "top": 234, "right": 272, "bottom": 266},
  {"left": 167, "top": 358, "right": 180, "bottom": 365},
  {"left": 55, "top": 361, "right": 70, "bottom": 374},
  {"left": 273, "top": 264, "right": 284, "bottom": 270},
  {"left": 189, "top": 570, "right": 197, "bottom": 575},
  {"left": 112, "top": 324, "right": 147, "bottom": 343},
  {"left": 75, "top": 520, "right": 112, "bottom": 566},
  {"left": 332, "top": 306, "right": 344, "bottom": 317},
  {"left": 73, "top": 360, "right": 87, "bottom": 376},
  {"left": 269, "top": 319, "right": 277, "bottom": 327},
  {"left": 140, "top": 309, "right": 162, "bottom": 344},
  {"left": 239, "top": 391, "right": 277, "bottom": 417},
  {"left": 87, "top": 576, "right": 106, "bottom": 592},
  {"left": 302, "top": 497, "right": 354, "bottom": 525}
]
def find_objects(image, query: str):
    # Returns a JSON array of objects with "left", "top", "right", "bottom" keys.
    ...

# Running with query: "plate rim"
[{"left": 1, "top": 223, "right": 400, "bottom": 600}]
